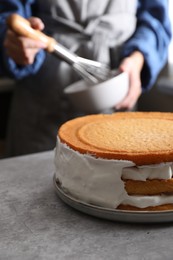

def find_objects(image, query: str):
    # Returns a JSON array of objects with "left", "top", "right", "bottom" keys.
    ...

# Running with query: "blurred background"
[
  {"left": 0, "top": 2, "right": 173, "bottom": 159},
  {"left": 138, "top": 0, "right": 173, "bottom": 113}
]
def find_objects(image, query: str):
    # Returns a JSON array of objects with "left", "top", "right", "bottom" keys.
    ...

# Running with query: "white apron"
[{"left": 6, "top": 0, "right": 137, "bottom": 156}]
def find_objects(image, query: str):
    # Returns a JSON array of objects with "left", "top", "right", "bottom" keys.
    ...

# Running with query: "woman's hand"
[
  {"left": 3, "top": 17, "right": 46, "bottom": 65},
  {"left": 115, "top": 51, "right": 144, "bottom": 110}
]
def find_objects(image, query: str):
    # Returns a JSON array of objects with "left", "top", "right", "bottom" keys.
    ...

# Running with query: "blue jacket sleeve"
[
  {"left": 0, "top": 0, "right": 45, "bottom": 79},
  {"left": 121, "top": 0, "right": 172, "bottom": 91}
]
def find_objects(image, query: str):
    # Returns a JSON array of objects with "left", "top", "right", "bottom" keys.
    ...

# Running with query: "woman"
[{"left": 0, "top": 0, "right": 171, "bottom": 156}]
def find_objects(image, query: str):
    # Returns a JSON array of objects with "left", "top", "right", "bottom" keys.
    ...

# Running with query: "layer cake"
[{"left": 54, "top": 112, "right": 173, "bottom": 211}]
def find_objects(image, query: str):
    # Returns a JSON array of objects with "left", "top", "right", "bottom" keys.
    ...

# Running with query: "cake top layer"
[{"left": 58, "top": 112, "right": 173, "bottom": 165}]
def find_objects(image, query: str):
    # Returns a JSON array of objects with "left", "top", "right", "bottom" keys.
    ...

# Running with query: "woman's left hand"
[{"left": 115, "top": 51, "right": 144, "bottom": 110}]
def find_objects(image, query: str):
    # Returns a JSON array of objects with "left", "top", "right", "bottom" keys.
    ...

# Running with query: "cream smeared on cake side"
[{"left": 54, "top": 138, "right": 173, "bottom": 209}]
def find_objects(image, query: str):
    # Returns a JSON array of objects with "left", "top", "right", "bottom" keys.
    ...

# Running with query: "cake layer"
[
  {"left": 124, "top": 179, "right": 173, "bottom": 195},
  {"left": 117, "top": 204, "right": 173, "bottom": 211},
  {"left": 58, "top": 112, "right": 173, "bottom": 165}
]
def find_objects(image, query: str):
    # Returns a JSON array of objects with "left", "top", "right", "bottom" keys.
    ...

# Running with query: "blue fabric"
[
  {"left": 121, "top": 0, "right": 172, "bottom": 90},
  {"left": 0, "top": 0, "right": 172, "bottom": 90},
  {"left": 0, "top": 0, "right": 45, "bottom": 79}
]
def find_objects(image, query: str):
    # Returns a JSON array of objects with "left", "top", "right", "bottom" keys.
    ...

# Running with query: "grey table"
[{"left": 1, "top": 151, "right": 173, "bottom": 260}]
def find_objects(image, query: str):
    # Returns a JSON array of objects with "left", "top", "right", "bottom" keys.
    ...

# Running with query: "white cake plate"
[{"left": 53, "top": 174, "right": 173, "bottom": 223}]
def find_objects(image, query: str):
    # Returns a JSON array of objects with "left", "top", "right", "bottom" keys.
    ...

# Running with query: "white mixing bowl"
[{"left": 64, "top": 71, "right": 129, "bottom": 113}]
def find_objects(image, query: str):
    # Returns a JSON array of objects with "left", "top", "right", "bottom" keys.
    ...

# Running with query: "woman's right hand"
[{"left": 3, "top": 17, "right": 46, "bottom": 65}]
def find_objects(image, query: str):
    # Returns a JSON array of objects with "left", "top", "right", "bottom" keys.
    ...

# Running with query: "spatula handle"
[{"left": 7, "top": 14, "right": 56, "bottom": 52}]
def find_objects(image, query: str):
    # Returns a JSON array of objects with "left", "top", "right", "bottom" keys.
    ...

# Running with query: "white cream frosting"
[
  {"left": 54, "top": 137, "right": 173, "bottom": 209},
  {"left": 122, "top": 164, "right": 173, "bottom": 181}
]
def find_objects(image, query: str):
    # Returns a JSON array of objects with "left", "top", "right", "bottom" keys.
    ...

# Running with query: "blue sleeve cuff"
[
  {"left": 121, "top": 24, "right": 170, "bottom": 91},
  {"left": 3, "top": 49, "right": 46, "bottom": 79}
]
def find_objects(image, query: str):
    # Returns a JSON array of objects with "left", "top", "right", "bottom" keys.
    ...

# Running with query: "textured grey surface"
[{"left": 1, "top": 151, "right": 173, "bottom": 260}]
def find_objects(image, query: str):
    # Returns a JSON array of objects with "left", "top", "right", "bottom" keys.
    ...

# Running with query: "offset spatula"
[{"left": 7, "top": 14, "right": 112, "bottom": 84}]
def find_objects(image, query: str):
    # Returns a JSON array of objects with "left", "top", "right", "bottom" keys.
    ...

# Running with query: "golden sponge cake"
[{"left": 59, "top": 112, "right": 173, "bottom": 165}]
